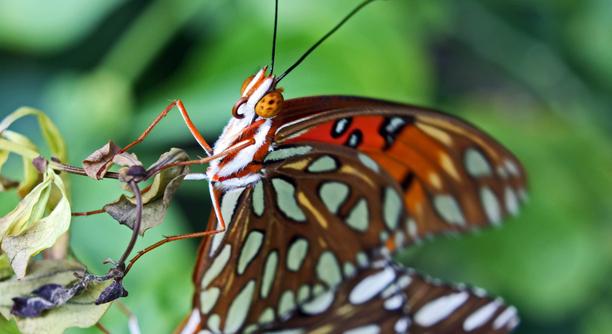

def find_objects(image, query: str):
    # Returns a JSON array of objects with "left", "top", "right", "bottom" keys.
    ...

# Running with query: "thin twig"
[
  {"left": 72, "top": 208, "right": 106, "bottom": 217},
  {"left": 96, "top": 322, "right": 111, "bottom": 334},
  {"left": 50, "top": 160, "right": 121, "bottom": 180},
  {"left": 116, "top": 181, "right": 143, "bottom": 267}
]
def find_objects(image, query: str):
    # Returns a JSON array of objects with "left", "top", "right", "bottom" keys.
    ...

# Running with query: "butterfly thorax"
[{"left": 207, "top": 68, "right": 282, "bottom": 189}]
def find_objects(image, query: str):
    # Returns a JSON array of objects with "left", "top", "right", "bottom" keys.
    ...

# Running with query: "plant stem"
[
  {"left": 116, "top": 181, "right": 143, "bottom": 268},
  {"left": 49, "top": 160, "right": 121, "bottom": 180}
]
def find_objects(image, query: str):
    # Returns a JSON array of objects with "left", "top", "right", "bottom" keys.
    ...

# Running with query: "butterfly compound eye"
[
  {"left": 255, "top": 90, "right": 284, "bottom": 118},
  {"left": 240, "top": 75, "right": 255, "bottom": 95}
]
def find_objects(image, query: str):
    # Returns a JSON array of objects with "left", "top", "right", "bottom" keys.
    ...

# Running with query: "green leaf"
[
  {"left": 0, "top": 167, "right": 71, "bottom": 278},
  {"left": 0, "top": 260, "right": 112, "bottom": 334},
  {"left": 104, "top": 148, "right": 190, "bottom": 235}
]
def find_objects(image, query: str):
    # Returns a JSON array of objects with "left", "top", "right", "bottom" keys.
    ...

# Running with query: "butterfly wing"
[
  {"left": 193, "top": 142, "right": 412, "bottom": 333},
  {"left": 258, "top": 262, "right": 519, "bottom": 334},
  {"left": 189, "top": 96, "right": 526, "bottom": 333},
  {"left": 273, "top": 96, "right": 527, "bottom": 242}
]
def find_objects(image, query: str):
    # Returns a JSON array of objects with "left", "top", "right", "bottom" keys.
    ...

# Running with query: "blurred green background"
[{"left": 1, "top": 0, "right": 611, "bottom": 333}]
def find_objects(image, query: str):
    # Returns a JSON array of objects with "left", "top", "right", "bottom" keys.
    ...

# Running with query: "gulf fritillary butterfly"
[{"left": 127, "top": 1, "right": 526, "bottom": 333}]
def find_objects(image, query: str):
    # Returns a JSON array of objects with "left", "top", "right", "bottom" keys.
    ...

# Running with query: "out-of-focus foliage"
[{"left": 0, "top": 0, "right": 610, "bottom": 333}]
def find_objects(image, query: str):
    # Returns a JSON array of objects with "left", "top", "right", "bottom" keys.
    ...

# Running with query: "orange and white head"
[{"left": 232, "top": 67, "right": 284, "bottom": 120}]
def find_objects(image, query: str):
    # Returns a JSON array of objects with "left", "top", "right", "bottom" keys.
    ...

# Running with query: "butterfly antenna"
[
  {"left": 270, "top": 0, "right": 279, "bottom": 74},
  {"left": 275, "top": 0, "right": 377, "bottom": 83}
]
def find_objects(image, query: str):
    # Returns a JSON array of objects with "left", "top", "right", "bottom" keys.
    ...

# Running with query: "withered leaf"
[
  {"left": 82, "top": 141, "right": 121, "bottom": 180},
  {"left": 0, "top": 166, "right": 71, "bottom": 278},
  {"left": 104, "top": 148, "right": 190, "bottom": 235},
  {"left": 0, "top": 260, "right": 112, "bottom": 334},
  {"left": 112, "top": 152, "right": 141, "bottom": 168}
]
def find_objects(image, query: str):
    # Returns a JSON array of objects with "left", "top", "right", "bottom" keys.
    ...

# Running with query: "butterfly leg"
[
  {"left": 123, "top": 183, "right": 227, "bottom": 274},
  {"left": 121, "top": 99, "right": 213, "bottom": 156}
]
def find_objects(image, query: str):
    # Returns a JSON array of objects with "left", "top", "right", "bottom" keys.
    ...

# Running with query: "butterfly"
[
  {"left": 122, "top": 1, "right": 527, "bottom": 333},
  {"left": 170, "top": 79, "right": 526, "bottom": 333}
]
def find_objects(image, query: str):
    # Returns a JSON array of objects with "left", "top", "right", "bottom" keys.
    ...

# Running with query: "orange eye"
[
  {"left": 240, "top": 75, "right": 255, "bottom": 95},
  {"left": 255, "top": 89, "right": 284, "bottom": 118}
]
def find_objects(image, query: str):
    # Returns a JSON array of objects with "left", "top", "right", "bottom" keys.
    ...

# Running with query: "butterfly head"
[{"left": 232, "top": 67, "right": 284, "bottom": 120}]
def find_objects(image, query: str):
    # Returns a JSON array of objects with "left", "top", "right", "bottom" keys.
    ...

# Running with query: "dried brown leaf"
[{"left": 82, "top": 141, "right": 121, "bottom": 180}]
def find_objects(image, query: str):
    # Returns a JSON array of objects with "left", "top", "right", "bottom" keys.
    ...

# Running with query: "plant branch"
[
  {"left": 49, "top": 159, "right": 121, "bottom": 180},
  {"left": 116, "top": 181, "right": 143, "bottom": 268}
]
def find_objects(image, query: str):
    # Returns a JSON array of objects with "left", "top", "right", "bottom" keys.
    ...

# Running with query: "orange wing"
[{"left": 274, "top": 96, "right": 527, "bottom": 242}]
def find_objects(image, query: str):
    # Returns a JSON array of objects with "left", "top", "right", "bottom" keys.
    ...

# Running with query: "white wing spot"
[
  {"left": 210, "top": 186, "right": 244, "bottom": 255},
  {"left": 504, "top": 187, "right": 520, "bottom": 216},
  {"left": 465, "top": 148, "right": 492, "bottom": 177},
  {"left": 493, "top": 306, "right": 518, "bottom": 330},
  {"left": 200, "top": 288, "right": 221, "bottom": 314},
  {"left": 343, "top": 262, "right": 356, "bottom": 277},
  {"left": 384, "top": 294, "right": 404, "bottom": 310},
  {"left": 356, "top": 252, "right": 369, "bottom": 268},
  {"left": 383, "top": 187, "right": 402, "bottom": 230},
  {"left": 358, "top": 153, "right": 379, "bottom": 172},
  {"left": 394, "top": 317, "right": 411, "bottom": 333},
  {"left": 414, "top": 291, "right": 469, "bottom": 327},
  {"left": 301, "top": 290, "right": 335, "bottom": 315},
  {"left": 252, "top": 180, "right": 265, "bottom": 216},
  {"left": 225, "top": 281, "right": 256, "bottom": 333},
  {"left": 278, "top": 290, "right": 296, "bottom": 319},
  {"left": 258, "top": 307, "right": 275, "bottom": 325},
  {"left": 264, "top": 146, "right": 312, "bottom": 162},
  {"left": 504, "top": 159, "right": 520, "bottom": 177},
  {"left": 207, "top": 314, "right": 221, "bottom": 333},
  {"left": 463, "top": 300, "right": 501, "bottom": 331},
  {"left": 433, "top": 195, "right": 466, "bottom": 226},
  {"left": 272, "top": 178, "right": 306, "bottom": 222},
  {"left": 320, "top": 182, "right": 350, "bottom": 214},
  {"left": 261, "top": 251, "right": 279, "bottom": 298},
  {"left": 297, "top": 285, "right": 311, "bottom": 304},
  {"left": 287, "top": 238, "right": 309, "bottom": 272},
  {"left": 237, "top": 230, "right": 264, "bottom": 275},
  {"left": 316, "top": 251, "right": 343, "bottom": 287},
  {"left": 481, "top": 187, "right": 501, "bottom": 224},
  {"left": 308, "top": 155, "right": 338, "bottom": 173},
  {"left": 201, "top": 244, "right": 231, "bottom": 289},
  {"left": 406, "top": 218, "right": 418, "bottom": 239},
  {"left": 343, "top": 324, "right": 381, "bottom": 334},
  {"left": 349, "top": 266, "right": 396, "bottom": 304},
  {"left": 345, "top": 198, "right": 369, "bottom": 232}
]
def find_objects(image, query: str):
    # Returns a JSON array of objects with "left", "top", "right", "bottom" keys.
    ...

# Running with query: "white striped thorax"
[{"left": 206, "top": 67, "right": 284, "bottom": 189}]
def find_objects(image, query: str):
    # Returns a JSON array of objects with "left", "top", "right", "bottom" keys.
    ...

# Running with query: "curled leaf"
[
  {"left": 112, "top": 152, "right": 141, "bottom": 168},
  {"left": 0, "top": 260, "right": 112, "bottom": 334},
  {"left": 104, "top": 148, "right": 190, "bottom": 235},
  {"left": 0, "top": 108, "right": 67, "bottom": 197},
  {"left": 0, "top": 131, "right": 42, "bottom": 197},
  {"left": 82, "top": 141, "right": 121, "bottom": 180},
  {"left": 0, "top": 166, "right": 71, "bottom": 278},
  {"left": 0, "top": 107, "right": 66, "bottom": 162}
]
